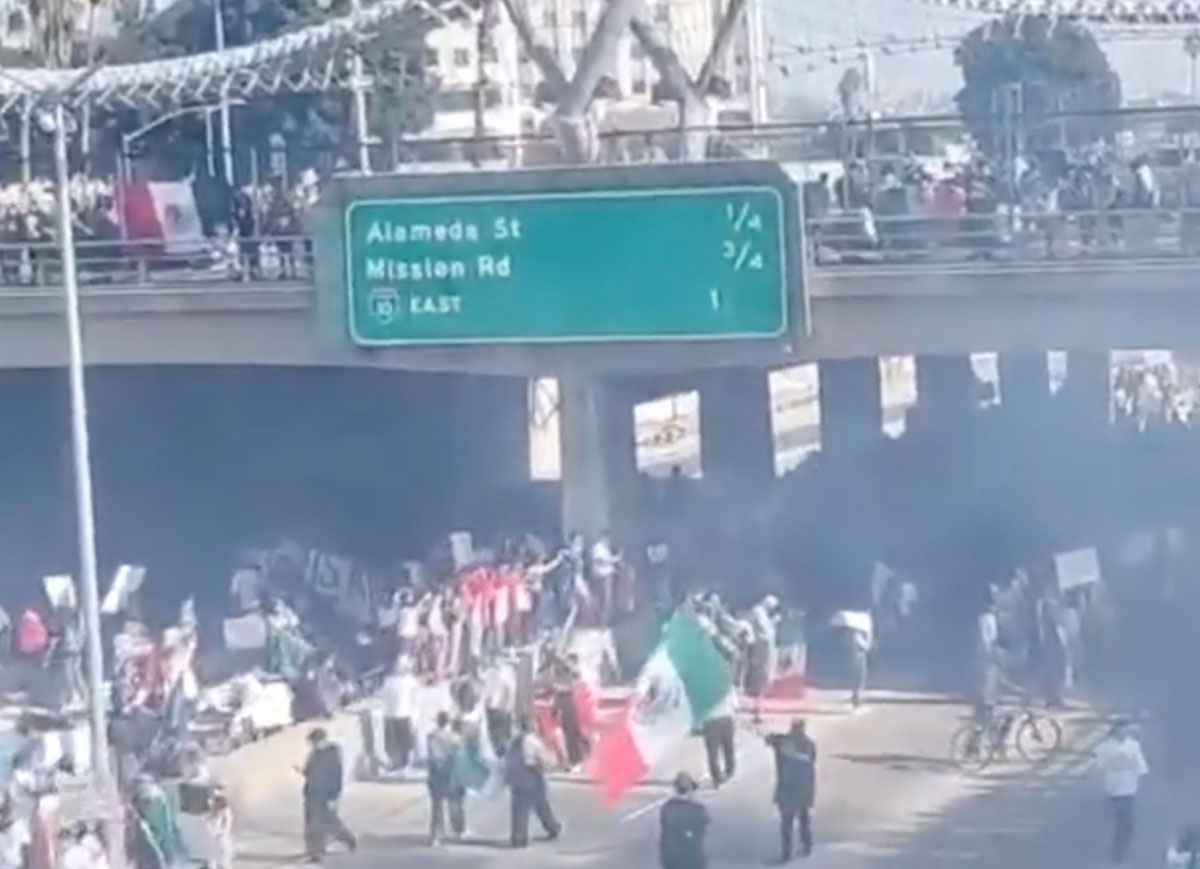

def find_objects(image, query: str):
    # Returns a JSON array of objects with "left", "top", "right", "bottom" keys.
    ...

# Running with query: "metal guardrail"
[
  {"left": 0, "top": 235, "right": 312, "bottom": 289},
  {"left": 807, "top": 206, "right": 1200, "bottom": 268},
  {"left": 11, "top": 182, "right": 1200, "bottom": 297},
  {"left": 7, "top": 208, "right": 1200, "bottom": 295}
]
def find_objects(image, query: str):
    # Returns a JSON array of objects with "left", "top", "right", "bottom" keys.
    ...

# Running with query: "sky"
[{"left": 763, "top": 0, "right": 1200, "bottom": 115}]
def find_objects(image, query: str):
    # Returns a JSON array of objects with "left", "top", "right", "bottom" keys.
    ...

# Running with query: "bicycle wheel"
[
  {"left": 950, "top": 722, "right": 993, "bottom": 773},
  {"left": 1014, "top": 712, "right": 1063, "bottom": 764}
]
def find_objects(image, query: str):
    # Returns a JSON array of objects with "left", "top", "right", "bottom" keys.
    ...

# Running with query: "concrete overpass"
[{"left": 2, "top": 256, "right": 1197, "bottom": 371}]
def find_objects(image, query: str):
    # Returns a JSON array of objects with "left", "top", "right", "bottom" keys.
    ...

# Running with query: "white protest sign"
[
  {"left": 101, "top": 564, "right": 146, "bottom": 615},
  {"left": 1055, "top": 547, "right": 1101, "bottom": 591},
  {"left": 42, "top": 575, "right": 76, "bottom": 609}
]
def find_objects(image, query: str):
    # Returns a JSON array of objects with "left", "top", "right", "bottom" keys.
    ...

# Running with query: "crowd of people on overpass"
[
  {"left": 0, "top": 170, "right": 318, "bottom": 287},
  {"left": 804, "top": 144, "right": 1200, "bottom": 263}
]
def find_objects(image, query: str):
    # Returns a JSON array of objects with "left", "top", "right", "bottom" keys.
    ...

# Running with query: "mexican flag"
[{"left": 589, "top": 613, "right": 732, "bottom": 804}]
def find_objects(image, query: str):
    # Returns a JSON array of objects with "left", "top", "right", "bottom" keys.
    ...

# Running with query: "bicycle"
[{"left": 949, "top": 704, "right": 1063, "bottom": 772}]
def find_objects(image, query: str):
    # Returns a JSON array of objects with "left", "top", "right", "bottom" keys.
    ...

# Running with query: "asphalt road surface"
[{"left": 232, "top": 689, "right": 1184, "bottom": 869}]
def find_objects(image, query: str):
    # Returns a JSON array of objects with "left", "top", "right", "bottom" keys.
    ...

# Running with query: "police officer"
[
  {"left": 659, "top": 772, "right": 709, "bottom": 868},
  {"left": 765, "top": 718, "right": 817, "bottom": 861}
]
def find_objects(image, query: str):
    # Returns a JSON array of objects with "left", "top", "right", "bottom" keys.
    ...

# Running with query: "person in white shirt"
[
  {"left": 1094, "top": 717, "right": 1148, "bottom": 863},
  {"left": 483, "top": 661, "right": 517, "bottom": 758},
  {"left": 590, "top": 532, "right": 620, "bottom": 626},
  {"left": 380, "top": 656, "right": 420, "bottom": 772}
]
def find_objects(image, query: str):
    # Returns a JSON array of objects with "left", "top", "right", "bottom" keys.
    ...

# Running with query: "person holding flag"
[{"left": 589, "top": 612, "right": 734, "bottom": 805}]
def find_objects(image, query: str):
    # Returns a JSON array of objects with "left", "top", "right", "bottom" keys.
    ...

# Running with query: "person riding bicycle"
[{"left": 972, "top": 663, "right": 1025, "bottom": 756}]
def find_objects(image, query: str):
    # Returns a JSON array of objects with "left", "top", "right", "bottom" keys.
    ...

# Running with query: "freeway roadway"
[{"left": 232, "top": 691, "right": 1167, "bottom": 869}]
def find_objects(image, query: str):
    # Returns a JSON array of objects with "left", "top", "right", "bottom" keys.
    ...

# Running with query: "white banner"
[{"left": 1055, "top": 547, "right": 1101, "bottom": 591}]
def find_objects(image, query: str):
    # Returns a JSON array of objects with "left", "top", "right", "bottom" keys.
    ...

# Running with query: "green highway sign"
[{"left": 339, "top": 169, "right": 798, "bottom": 346}]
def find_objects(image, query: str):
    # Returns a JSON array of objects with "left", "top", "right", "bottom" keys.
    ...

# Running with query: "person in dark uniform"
[
  {"left": 300, "top": 728, "right": 356, "bottom": 862},
  {"left": 659, "top": 772, "right": 709, "bottom": 869},
  {"left": 765, "top": 718, "right": 817, "bottom": 862},
  {"left": 505, "top": 715, "right": 562, "bottom": 848}
]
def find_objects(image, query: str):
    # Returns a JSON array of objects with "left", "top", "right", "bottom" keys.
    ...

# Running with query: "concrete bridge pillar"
[
  {"left": 818, "top": 358, "right": 883, "bottom": 460},
  {"left": 998, "top": 352, "right": 1051, "bottom": 420},
  {"left": 445, "top": 374, "right": 530, "bottom": 495},
  {"left": 559, "top": 377, "right": 638, "bottom": 540},
  {"left": 914, "top": 354, "right": 977, "bottom": 435},
  {"left": 698, "top": 367, "right": 775, "bottom": 496},
  {"left": 1063, "top": 350, "right": 1112, "bottom": 434}
]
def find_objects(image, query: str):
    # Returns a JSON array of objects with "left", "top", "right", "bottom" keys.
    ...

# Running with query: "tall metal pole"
[
  {"left": 213, "top": 0, "right": 235, "bottom": 183},
  {"left": 349, "top": 0, "right": 371, "bottom": 172},
  {"left": 746, "top": 0, "right": 767, "bottom": 124},
  {"left": 19, "top": 96, "right": 31, "bottom": 187},
  {"left": 52, "top": 100, "right": 115, "bottom": 855}
]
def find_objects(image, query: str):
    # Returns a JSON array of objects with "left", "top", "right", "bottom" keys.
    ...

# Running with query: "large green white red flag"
[{"left": 588, "top": 612, "right": 733, "bottom": 804}]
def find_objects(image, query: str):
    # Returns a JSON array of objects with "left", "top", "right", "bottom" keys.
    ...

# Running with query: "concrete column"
[
  {"left": 698, "top": 367, "right": 775, "bottom": 493},
  {"left": 818, "top": 358, "right": 883, "bottom": 460},
  {"left": 559, "top": 376, "right": 638, "bottom": 539},
  {"left": 447, "top": 374, "right": 531, "bottom": 492},
  {"left": 914, "top": 354, "right": 977, "bottom": 433},
  {"left": 997, "top": 352, "right": 1051, "bottom": 421},
  {"left": 1063, "top": 350, "right": 1112, "bottom": 432}
]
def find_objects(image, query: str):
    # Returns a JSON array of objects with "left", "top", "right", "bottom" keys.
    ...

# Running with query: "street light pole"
[
  {"left": 52, "top": 99, "right": 116, "bottom": 852},
  {"left": 213, "top": 0, "right": 235, "bottom": 183},
  {"left": 349, "top": 0, "right": 372, "bottom": 172}
]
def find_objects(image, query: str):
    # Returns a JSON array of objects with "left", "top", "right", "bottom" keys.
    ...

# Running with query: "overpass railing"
[
  {"left": 5, "top": 208, "right": 1200, "bottom": 292},
  {"left": 0, "top": 235, "right": 311, "bottom": 289},
  {"left": 807, "top": 206, "right": 1200, "bottom": 267},
  {"left": 16, "top": 104, "right": 1200, "bottom": 289}
]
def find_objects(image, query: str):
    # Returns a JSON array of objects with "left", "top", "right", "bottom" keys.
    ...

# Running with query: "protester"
[
  {"left": 505, "top": 715, "right": 562, "bottom": 849},
  {"left": 659, "top": 772, "right": 709, "bottom": 869},
  {"left": 590, "top": 531, "right": 621, "bottom": 625},
  {"left": 551, "top": 655, "right": 588, "bottom": 770},
  {"left": 483, "top": 658, "right": 517, "bottom": 758},
  {"left": 700, "top": 688, "right": 737, "bottom": 788},
  {"left": 129, "top": 775, "right": 185, "bottom": 869},
  {"left": 380, "top": 656, "right": 419, "bottom": 773},
  {"left": 15, "top": 607, "right": 48, "bottom": 664},
  {"left": 766, "top": 718, "right": 817, "bottom": 862},
  {"left": 60, "top": 823, "right": 106, "bottom": 869},
  {"left": 1094, "top": 716, "right": 1148, "bottom": 864},
  {"left": 426, "top": 712, "right": 465, "bottom": 846},
  {"left": 300, "top": 728, "right": 356, "bottom": 862},
  {"left": 844, "top": 618, "right": 872, "bottom": 709}
]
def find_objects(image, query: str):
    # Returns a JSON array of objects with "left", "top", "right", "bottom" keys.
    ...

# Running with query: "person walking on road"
[
  {"left": 380, "top": 655, "right": 419, "bottom": 772},
  {"left": 766, "top": 718, "right": 817, "bottom": 862},
  {"left": 484, "top": 658, "right": 517, "bottom": 757},
  {"left": 426, "top": 712, "right": 466, "bottom": 845},
  {"left": 505, "top": 715, "right": 562, "bottom": 848},
  {"left": 300, "top": 728, "right": 356, "bottom": 863},
  {"left": 700, "top": 690, "right": 737, "bottom": 788},
  {"left": 659, "top": 772, "right": 709, "bottom": 869},
  {"left": 1094, "top": 716, "right": 1148, "bottom": 864}
]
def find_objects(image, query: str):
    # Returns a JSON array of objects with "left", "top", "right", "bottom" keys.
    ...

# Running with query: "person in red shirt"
[{"left": 15, "top": 607, "right": 48, "bottom": 664}]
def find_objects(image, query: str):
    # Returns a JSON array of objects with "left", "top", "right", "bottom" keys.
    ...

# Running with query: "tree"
[{"left": 954, "top": 14, "right": 1121, "bottom": 158}]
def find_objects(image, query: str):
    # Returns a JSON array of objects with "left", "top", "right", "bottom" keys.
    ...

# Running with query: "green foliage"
[{"left": 954, "top": 14, "right": 1121, "bottom": 156}]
